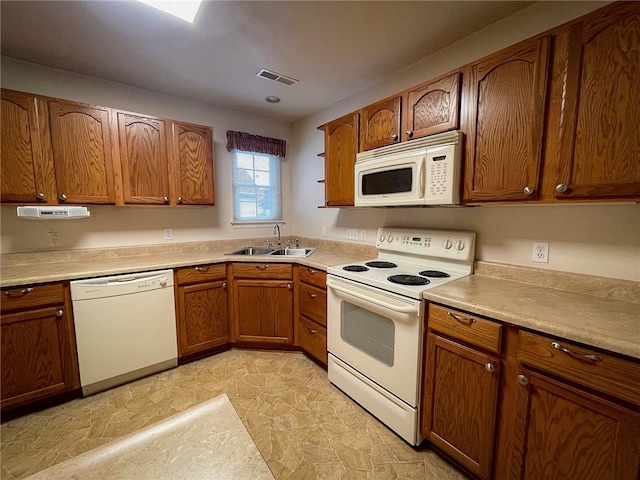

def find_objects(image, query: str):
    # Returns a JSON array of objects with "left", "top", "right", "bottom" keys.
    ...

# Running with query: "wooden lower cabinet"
[
  {"left": 1, "top": 283, "right": 80, "bottom": 412},
  {"left": 422, "top": 330, "right": 500, "bottom": 479},
  {"left": 295, "top": 266, "right": 327, "bottom": 365},
  {"left": 230, "top": 263, "right": 294, "bottom": 344},
  {"left": 175, "top": 264, "right": 229, "bottom": 358}
]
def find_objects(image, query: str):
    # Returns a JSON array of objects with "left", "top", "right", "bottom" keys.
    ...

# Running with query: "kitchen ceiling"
[{"left": 1, "top": 1, "right": 534, "bottom": 122}]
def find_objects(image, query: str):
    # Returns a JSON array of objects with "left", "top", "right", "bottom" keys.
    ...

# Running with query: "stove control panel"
[{"left": 377, "top": 228, "right": 476, "bottom": 262}]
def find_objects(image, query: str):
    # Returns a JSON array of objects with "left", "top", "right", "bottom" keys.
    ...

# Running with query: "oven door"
[
  {"left": 326, "top": 276, "right": 423, "bottom": 406},
  {"left": 354, "top": 150, "right": 426, "bottom": 207}
]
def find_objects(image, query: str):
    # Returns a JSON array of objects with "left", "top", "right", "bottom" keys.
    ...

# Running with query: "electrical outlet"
[
  {"left": 532, "top": 242, "right": 549, "bottom": 263},
  {"left": 346, "top": 229, "right": 358, "bottom": 240},
  {"left": 48, "top": 232, "right": 61, "bottom": 247},
  {"left": 321, "top": 226, "right": 327, "bottom": 237},
  {"left": 359, "top": 229, "right": 367, "bottom": 242},
  {"left": 164, "top": 229, "right": 173, "bottom": 241}
]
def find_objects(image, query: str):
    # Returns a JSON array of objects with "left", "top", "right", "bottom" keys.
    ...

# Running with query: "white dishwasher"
[{"left": 70, "top": 269, "right": 178, "bottom": 396}]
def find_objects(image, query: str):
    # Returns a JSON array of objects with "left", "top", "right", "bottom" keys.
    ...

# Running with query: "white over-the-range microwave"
[{"left": 354, "top": 130, "right": 463, "bottom": 207}]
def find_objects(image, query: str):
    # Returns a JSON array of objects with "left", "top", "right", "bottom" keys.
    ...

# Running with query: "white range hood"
[{"left": 17, "top": 206, "right": 91, "bottom": 219}]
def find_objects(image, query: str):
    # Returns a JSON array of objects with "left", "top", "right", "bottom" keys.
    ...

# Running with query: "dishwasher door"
[{"left": 71, "top": 269, "right": 178, "bottom": 396}]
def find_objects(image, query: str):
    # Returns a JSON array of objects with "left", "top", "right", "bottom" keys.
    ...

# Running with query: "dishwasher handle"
[{"left": 70, "top": 269, "right": 174, "bottom": 301}]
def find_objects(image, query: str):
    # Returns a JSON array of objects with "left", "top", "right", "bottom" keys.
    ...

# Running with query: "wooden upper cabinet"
[
  {"left": 360, "top": 95, "right": 401, "bottom": 151},
  {"left": 170, "top": 121, "right": 215, "bottom": 205},
  {"left": 117, "top": 112, "right": 170, "bottom": 205},
  {"left": 463, "top": 36, "right": 550, "bottom": 203},
  {"left": 0, "top": 90, "right": 53, "bottom": 204},
  {"left": 553, "top": 2, "right": 640, "bottom": 200},
  {"left": 324, "top": 112, "right": 359, "bottom": 206},
  {"left": 44, "top": 99, "right": 116, "bottom": 204},
  {"left": 404, "top": 71, "right": 461, "bottom": 142}
]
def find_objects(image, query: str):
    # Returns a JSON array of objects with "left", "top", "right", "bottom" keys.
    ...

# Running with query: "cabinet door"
[
  {"left": 233, "top": 280, "right": 293, "bottom": 344},
  {"left": 360, "top": 95, "right": 401, "bottom": 151},
  {"left": 117, "top": 112, "right": 170, "bottom": 205},
  {"left": 464, "top": 37, "right": 550, "bottom": 202},
  {"left": 170, "top": 121, "right": 215, "bottom": 205},
  {"left": 176, "top": 280, "right": 228, "bottom": 357},
  {"left": 422, "top": 333, "right": 500, "bottom": 479},
  {"left": 554, "top": 2, "right": 640, "bottom": 200},
  {"left": 324, "top": 112, "right": 359, "bottom": 206},
  {"left": 404, "top": 72, "right": 461, "bottom": 141},
  {"left": 1, "top": 90, "right": 54, "bottom": 204},
  {"left": 511, "top": 368, "right": 640, "bottom": 480},
  {"left": 1, "top": 306, "right": 79, "bottom": 410},
  {"left": 45, "top": 99, "right": 116, "bottom": 204}
]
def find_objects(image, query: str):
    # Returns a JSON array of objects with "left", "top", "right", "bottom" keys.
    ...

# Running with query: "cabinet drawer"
[
  {"left": 518, "top": 331, "right": 640, "bottom": 405},
  {"left": 299, "top": 266, "right": 326, "bottom": 289},
  {"left": 1, "top": 283, "right": 65, "bottom": 313},
  {"left": 299, "top": 316, "right": 327, "bottom": 365},
  {"left": 428, "top": 304, "right": 502, "bottom": 353},
  {"left": 176, "top": 264, "right": 226, "bottom": 285},
  {"left": 232, "top": 263, "right": 292, "bottom": 280},
  {"left": 299, "top": 283, "right": 327, "bottom": 327}
]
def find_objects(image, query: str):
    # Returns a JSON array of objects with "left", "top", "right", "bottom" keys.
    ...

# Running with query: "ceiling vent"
[{"left": 256, "top": 68, "right": 298, "bottom": 86}]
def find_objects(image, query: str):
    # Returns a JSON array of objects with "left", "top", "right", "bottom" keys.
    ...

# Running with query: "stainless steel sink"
[{"left": 224, "top": 246, "right": 316, "bottom": 257}]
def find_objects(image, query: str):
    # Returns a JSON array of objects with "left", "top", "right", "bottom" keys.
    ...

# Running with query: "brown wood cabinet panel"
[
  {"left": 117, "top": 112, "right": 170, "bottom": 205},
  {"left": 404, "top": 72, "right": 461, "bottom": 141},
  {"left": 299, "top": 266, "right": 326, "bottom": 289},
  {"left": 0, "top": 90, "right": 53, "bottom": 204},
  {"left": 170, "top": 121, "right": 215, "bottom": 205},
  {"left": 554, "top": 2, "right": 640, "bottom": 200},
  {"left": 464, "top": 37, "right": 550, "bottom": 203},
  {"left": 176, "top": 264, "right": 226, "bottom": 286},
  {"left": 518, "top": 331, "right": 640, "bottom": 405},
  {"left": 231, "top": 263, "right": 292, "bottom": 280},
  {"left": 428, "top": 303, "right": 502, "bottom": 353},
  {"left": 298, "top": 282, "right": 326, "bottom": 327},
  {"left": 324, "top": 112, "right": 359, "bottom": 206},
  {"left": 422, "top": 333, "right": 500, "bottom": 479},
  {"left": 360, "top": 95, "right": 402, "bottom": 151},
  {"left": 233, "top": 279, "right": 293, "bottom": 344},
  {"left": 45, "top": 99, "right": 116, "bottom": 204},
  {"left": 1, "top": 283, "right": 65, "bottom": 313},
  {"left": 298, "top": 316, "right": 327, "bottom": 365},
  {"left": 176, "top": 280, "right": 228, "bottom": 357},
  {"left": 510, "top": 367, "right": 640, "bottom": 480}
]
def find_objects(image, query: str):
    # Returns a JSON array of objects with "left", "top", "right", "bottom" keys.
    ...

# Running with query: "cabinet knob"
[
  {"left": 56, "top": 309, "right": 64, "bottom": 317},
  {"left": 222, "top": 282, "right": 227, "bottom": 289},
  {"left": 523, "top": 186, "right": 534, "bottom": 196},
  {"left": 485, "top": 362, "right": 495, "bottom": 373},
  {"left": 406, "top": 130, "right": 413, "bottom": 137},
  {"left": 287, "top": 283, "right": 292, "bottom": 290},
  {"left": 517, "top": 374, "right": 529, "bottom": 386},
  {"left": 178, "top": 196, "right": 184, "bottom": 204},
  {"left": 390, "top": 134, "right": 398, "bottom": 141},
  {"left": 163, "top": 196, "right": 169, "bottom": 204},
  {"left": 307, "top": 292, "right": 318, "bottom": 299},
  {"left": 58, "top": 194, "right": 67, "bottom": 202},
  {"left": 36, "top": 192, "right": 46, "bottom": 201},
  {"left": 555, "top": 183, "right": 568, "bottom": 193}
]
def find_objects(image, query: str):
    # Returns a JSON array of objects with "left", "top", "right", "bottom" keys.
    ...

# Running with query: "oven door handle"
[{"left": 327, "top": 279, "right": 419, "bottom": 314}]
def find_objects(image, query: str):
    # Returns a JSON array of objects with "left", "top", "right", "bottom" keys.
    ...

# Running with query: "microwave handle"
[{"left": 418, "top": 155, "right": 426, "bottom": 197}]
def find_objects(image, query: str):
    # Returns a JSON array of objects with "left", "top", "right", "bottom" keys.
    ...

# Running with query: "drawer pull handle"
[
  {"left": 195, "top": 266, "right": 210, "bottom": 272},
  {"left": 307, "top": 292, "right": 318, "bottom": 299},
  {"left": 306, "top": 325, "right": 318, "bottom": 335},
  {"left": 551, "top": 341, "right": 602, "bottom": 362},
  {"left": 485, "top": 362, "right": 495, "bottom": 373},
  {"left": 257, "top": 265, "right": 269, "bottom": 270},
  {"left": 517, "top": 374, "right": 529, "bottom": 386},
  {"left": 4, "top": 287, "right": 34, "bottom": 297},
  {"left": 448, "top": 311, "right": 476, "bottom": 325},
  {"left": 56, "top": 309, "right": 64, "bottom": 317},
  {"left": 308, "top": 269, "right": 317, "bottom": 274}
]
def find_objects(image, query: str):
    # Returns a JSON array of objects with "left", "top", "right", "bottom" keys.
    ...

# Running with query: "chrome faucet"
[{"left": 273, "top": 224, "right": 281, "bottom": 246}]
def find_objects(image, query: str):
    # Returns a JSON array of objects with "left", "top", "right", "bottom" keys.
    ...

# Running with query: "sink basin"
[
  {"left": 224, "top": 246, "right": 316, "bottom": 257},
  {"left": 269, "top": 248, "right": 316, "bottom": 257}
]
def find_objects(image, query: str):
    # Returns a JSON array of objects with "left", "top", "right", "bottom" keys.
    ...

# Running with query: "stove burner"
[
  {"left": 365, "top": 261, "right": 397, "bottom": 269},
  {"left": 387, "top": 275, "right": 430, "bottom": 286},
  {"left": 343, "top": 265, "right": 369, "bottom": 272},
  {"left": 419, "top": 270, "right": 451, "bottom": 278}
]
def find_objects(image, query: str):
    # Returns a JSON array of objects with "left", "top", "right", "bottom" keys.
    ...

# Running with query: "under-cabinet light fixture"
[{"left": 136, "top": 0, "right": 203, "bottom": 23}]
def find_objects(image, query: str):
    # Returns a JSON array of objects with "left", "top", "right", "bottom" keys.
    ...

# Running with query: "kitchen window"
[{"left": 231, "top": 149, "right": 282, "bottom": 222}]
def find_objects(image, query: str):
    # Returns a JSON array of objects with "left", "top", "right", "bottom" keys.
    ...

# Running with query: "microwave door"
[{"left": 355, "top": 154, "right": 425, "bottom": 206}]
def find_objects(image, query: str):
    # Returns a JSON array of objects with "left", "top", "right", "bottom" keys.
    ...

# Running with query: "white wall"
[
  {"left": 290, "top": 1, "right": 640, "bottom": 282},
  {"left": 1, "top": 56, "right": 293, "bottom": 251}
]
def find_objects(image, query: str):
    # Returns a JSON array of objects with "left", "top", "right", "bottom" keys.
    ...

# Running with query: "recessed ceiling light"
[
  {"left": 136, "top": 0, "right": 203, "bottom": 23},
  {"left": 265, "top": 96, "right": 281, "bottom": 104}
]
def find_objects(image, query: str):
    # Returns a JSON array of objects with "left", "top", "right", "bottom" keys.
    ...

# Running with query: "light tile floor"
[{"left": 1, "top": 350, "right": 468, "bottom": 480}]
